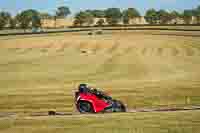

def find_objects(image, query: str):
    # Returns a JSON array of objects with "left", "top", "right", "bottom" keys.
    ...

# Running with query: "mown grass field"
[
  {"left": 1, "top": 111, "right": 200, "bottom": 133},
  {"left": 0, "top": 30, "right": 200, "bottom": 133}
]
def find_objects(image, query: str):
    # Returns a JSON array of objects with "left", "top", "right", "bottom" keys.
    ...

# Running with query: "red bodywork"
[{"left": 76, "top": 93, "right": 110, "bottom": 113}]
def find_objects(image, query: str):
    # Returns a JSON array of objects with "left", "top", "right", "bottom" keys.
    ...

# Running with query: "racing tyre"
[{"left": 77, "top": 101, "right": 94, "bottom": 113}]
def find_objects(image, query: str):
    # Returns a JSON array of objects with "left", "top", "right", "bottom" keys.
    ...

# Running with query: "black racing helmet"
[{"left": 78, "top": 84, "right": 88, "bottom": 93}]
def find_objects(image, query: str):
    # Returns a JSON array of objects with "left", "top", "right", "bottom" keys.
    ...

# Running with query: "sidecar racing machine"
[{"left": 75, "top": 84, "right": 126, "bottom": 113}]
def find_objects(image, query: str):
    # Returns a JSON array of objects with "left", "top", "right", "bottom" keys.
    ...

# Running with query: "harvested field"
[
  {"left": 0, "top": 31, "right": 200, "bottom": 114},
  {"left": 1, "top": 30, "right": 200, "bottom": 133}
]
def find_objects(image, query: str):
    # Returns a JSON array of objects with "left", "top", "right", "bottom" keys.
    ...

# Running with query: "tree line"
[
  {"left": 0, "top": 6, "right": 70, "bottom": 30},
  {"left": 0, "top": 5, "right": 200, "bottom": 30}
]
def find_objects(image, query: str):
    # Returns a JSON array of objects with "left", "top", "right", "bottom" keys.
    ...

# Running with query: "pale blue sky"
[{"left": 0, "top": 0, "right": 200, "bottom": 16}]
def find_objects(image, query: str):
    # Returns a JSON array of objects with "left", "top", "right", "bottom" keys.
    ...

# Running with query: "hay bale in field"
[
  {"left": 48, "top": 110, "right": 56, "bottom": 116},
  {"left": 81, "top": 50, "right": 93, "bottom": 54},
  {"left": 88, "top": 31, "right": 93, "bottom": 35},
  {"left": 88, "top": 29, "right": 103, "bottom": 35},
  {"left": 95, "top": 29, "right": 103, "bottom": 35},
  {"left": 81, "top": 50, "right": 87, "bottom": 53}
]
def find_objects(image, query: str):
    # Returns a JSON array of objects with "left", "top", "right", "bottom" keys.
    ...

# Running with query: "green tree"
[
  {"left": 15, "top": 13, "right": 28, "bottom": 30},
  {"left": 56, "top": 6, "right": 71, "bottom": 18},
  {"left": 96, "top": 18, "right": 105, "bottom": 26},
  {"left": 16, "top": 9, "right": 41, "bottom": 31},
  {"left": 122, "top": 8, "right": 140, "bottom": 24},
  {"left": 10, "top": 17, "right": 17, "bottom": 29},
  {"left": 0, "top": 11, "right": 11, "bottom": 29},
  {"left": 73, "top": 19, "right": 80, "bottom": 26},
  {"left": 169, "top": 11, "right": 182, "bottom": 24},
  {"left": 183, "top": 9, "right": 194, "bottom": 24},
  {"left": 92, "top": 10, "right": 105, "bottom": 18},
  {"left": 194, "top": 6, "right": 200, "bottom": 24},
  {"left": 73, "top": 11, "right": 94, "bottom": 26},
  {"left": 86, "top": 10, "right": 105, "bottom": 18},
  {"left": 32, "top": 15, "right": 41, "bottom": 28},
  {"left": 122, "top": 13, "right": 129, "bottom": 24},
  {"left": 170, "top": 11, "right": 181, "bottom": 19},
  {"left": 157, "top": 9, "right": 171, "bottom": 24},
  {"left": 40, "top": 12, "right": 53, "bottom": 19},
  {"left": 105, "top": 8, "right": 122, "bottom": 25},
  {"left": 145, "top": 9, "right": 159, "bottom": 24}
]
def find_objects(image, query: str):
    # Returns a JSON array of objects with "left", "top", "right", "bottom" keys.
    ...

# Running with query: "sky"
[{"left": 0, "top": 0, "right": 200, "bottom": 16}]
